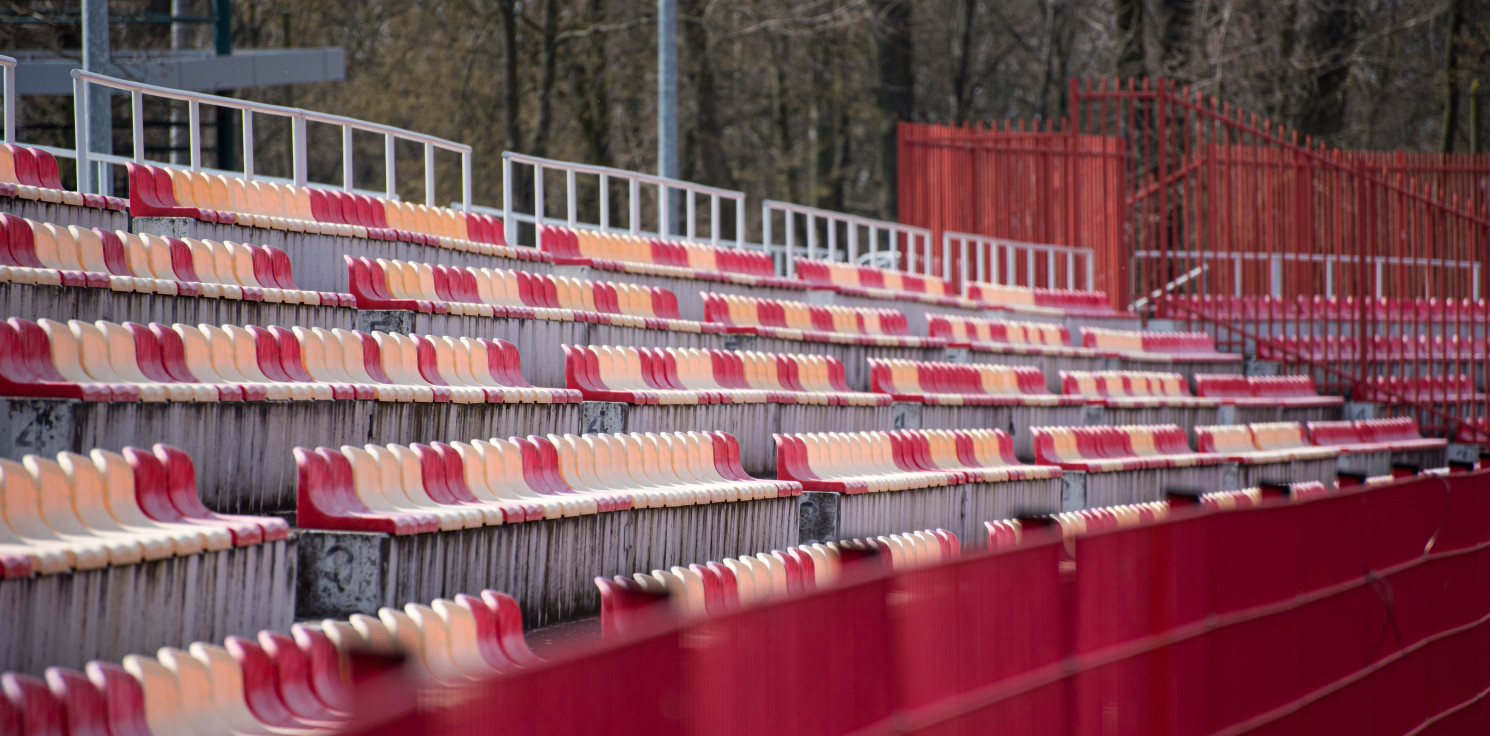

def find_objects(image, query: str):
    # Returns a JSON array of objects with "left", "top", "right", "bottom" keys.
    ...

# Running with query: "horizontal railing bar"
[
  {"left": 71, "top": 69, "right": 470, "bottom": 154},
  {"left": 501, "top": 151, "right": 744, "bottom": 199}
]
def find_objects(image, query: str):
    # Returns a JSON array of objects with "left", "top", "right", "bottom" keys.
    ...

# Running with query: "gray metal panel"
[{"left": 12, "top": 48, "right": 346, "bottom": 96}]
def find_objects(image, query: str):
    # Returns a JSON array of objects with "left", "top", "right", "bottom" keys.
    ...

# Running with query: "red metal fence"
[
  {"left": 347, "top": 470, "right": 1490, "bottom": 736},
  {"left": 897, "top": 121, "right": 1126, "bottom": 298},
  {"left": 900, "top": 79, "right": 1490, "bottom": 443}
]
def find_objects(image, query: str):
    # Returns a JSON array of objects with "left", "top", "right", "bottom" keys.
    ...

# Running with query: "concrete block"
[
  {"left": 1245, "top": 360, "right": 1282, "bottom": 377},
  {"left": 131, "top": 216, "right": 197, "bottom": 239},
  {"left": 1216, "top": 404, "right": 1238, "bottom": 425},
  {"left": 891, "top": 402, "right": 923, "bottom": 431},
  {"left": 0, "top": 398, "right": 76, "bottom": 459},
  {"left": 1060, "top": 471, "right": 1087, "bottom": 511},
  {"left": 1083, "top": 404, "right": 1106, "bottom": 425},
  {"left": 295, "top": 531, "right": 392, "bottom": 620},
  {"left": 721, "top": 332, "right": 756, "bottom": 352},
  {"left": 798, "top": 492, "right": 841, "bottom": 545},
  {"left": 355, "top": 309, "right": 418, "bottom": 335},
  {"left": 1344, "top": 402, "right": 1380, "bottom": 421},
  {"left": 943, "top": 347, "right": 970, "bottom": 364},
  {"left": 1448, "top": 443, "right": 1481, "bottom": 466},
  {"left": 581, "top": 402, "right": 627, "bottom": 435},
  {"left": 1221, "top": 462, "right": 1241, "bottom": 491}
]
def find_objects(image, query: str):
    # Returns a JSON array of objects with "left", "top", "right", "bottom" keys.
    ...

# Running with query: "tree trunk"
[
  {"left": 872, "top": 0, "right": 914, "bottom": 221},
  {"left": 681, "top": 0, "right": 736, "bottom": 191},
  {"left": 1114, "top": 0, "right": 1144, "bottom": 80},
  {"left": 531, "top": 0, "right": 561, "bottom": 159},
  {"left": 1294, "top": 0, "right": 1354, "bottom": 140},
  {"left": 1440, "top": 0, "right": 1465, "bottom": 153}
]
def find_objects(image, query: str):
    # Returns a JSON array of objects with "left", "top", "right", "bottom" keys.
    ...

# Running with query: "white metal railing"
[
  {"left": 1132, "top": 250, "right": 1482, "bottom": 299},
  {"left": 763, "top": 200, "right": 935, "bottom": 279},
  {"left": 0, "top": 56, "right": 15, "bottom": 145},
  {"left": 501, "top": 152, "right": 747, "bottom": 251},
  {"left": 69, "top": 68, "right": 472, "bottom": 207},
  {"left": 946, "top": 232, "right": 1095, "bottom": 291}
]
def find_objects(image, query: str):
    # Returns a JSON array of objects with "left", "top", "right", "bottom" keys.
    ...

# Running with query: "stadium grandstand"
[{"left": 2, "top": 2, "right": 1489, "bottom": 735}]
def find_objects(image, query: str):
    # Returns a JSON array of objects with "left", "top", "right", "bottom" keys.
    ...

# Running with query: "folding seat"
[
  {"left": 44, "top": 666, "right": 112, "bottom": 736},
  {"left": 1, "top": 672, "right": 65, "bottom": 736},
  {"left": 23, "top": 454, "right": 146, "bottom": 565},
  {"left": 1, "top": 457, "right": 112, "bottom": 571}
]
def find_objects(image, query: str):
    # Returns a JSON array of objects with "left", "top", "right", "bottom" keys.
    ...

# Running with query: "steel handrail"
[
  {"left": 762, "top": 199, "right": 935, "bottom": 279},
  {"left": 500, "top": 151, "right": 747, "bottom": 250},
  {"left": 70, "top": 68, "right": 471, "bottom": 207},
  {"left": 944, "top": 231, "right": 1095, "bottom": 291}
]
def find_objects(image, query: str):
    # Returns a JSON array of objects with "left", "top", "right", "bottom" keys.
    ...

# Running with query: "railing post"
[
  {"left": 566, "top": 169, "right": 578, "bottom": 226},
  {"left": 131, "top": 91, "right": 145, "bottom": 161},
  {"left": 423, "top": 142, "right": 435, "bottom": 206},
  {"left": 460, "top": 150, "right": 472, "bottom": 211},
  {"left": 2, "top": 63, "right": 14, "bottom": 145},
  {"left": 291, "top": 115, "right": 308, "bottom": 186},
  {"left": 762, "top": 203, "right": 774, "bottom": 273},
  {"left": 658, "top": 181, "right": 670, "bottom": 239},
  {"left": 242, "top": 109, "right": 255, "bottom": 180},
  {"left": 785, "top": 211, "right": 796, "bottom": 275},
  {"left": 384, "top": 134, "right": 396, "bottom": 199},
  {"left": 73, "top": 75, "right": 92, "bottom": 193},
  {"left": 709, "top": 195, "right": 720, "bottom": 246},
  {"left": 686, "top": 189, "right": 696, "bottom": 241},
  {"left": 735, "top": 197, "right": 746, "bottom": 249},
  {"left": 533, "top": 164, "right": 545, "bottom": 249},
  {"left": 848, "top": 225, "right": 858, "bottom": 265},
  {"left": 188, "top": 100, "right": 202, "bottom": 171},
  {"left": 342, "top": 125, "right": 354, "bottom": 192},
  {"left": 502, "top": 155, "right": 514, "bottom": 245},
  {"left": 599, "top": 173, "right": 610, "bottom": 229}
]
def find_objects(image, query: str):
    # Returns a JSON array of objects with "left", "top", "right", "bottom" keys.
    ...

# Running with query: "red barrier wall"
[{"left": 346, "top": 471, "right": 1490, "bottom": 736}]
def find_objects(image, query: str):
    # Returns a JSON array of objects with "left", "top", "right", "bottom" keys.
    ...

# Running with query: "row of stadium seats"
[
  {"left": 966, "top": 281, "right": 1126, "bottom": 318},
  {"left": 1196, "top": 424, "right": 1340, "bottom": 464},
  {"left": 0, "top": 317, "right": 568, "bottom": 403},
  {"left": 1305, "top": 418, "right": 1449, "bottom": 455},
  {"left": 1193, "top": 374, "right": 1344, "bottom": 408},
  {"left": 868, "top": 359, "right": 1078, "bottom": 406},
  {"left": 983, "top": 482, "right": 1333, "bottom": 548},
  {"left": 0, "top": 588, "right": 536, "bottom": 734},
  {"left": 1082, "top": 327, "right": 1239, "bottom": 362},
  {"left": 0, "top": 145, "right": 126, "bottom": 212},
  {"left": 1059, "top": 370, "right": 1212, "bottom": 407},
  {"left": 1161, "top": 293, "right": 1490, "bottom": 322},
  {"left": 295, "top": 430, "right": 797, "bottom": 533},
  {"left": 1358, "top": 374, "right": 1486, "bottom": 403},
  {"left": 127, "top": 163, "right": 514, "bottom": 253},
  {"left": 597, "top": 530, "right": 957, "bottom": 638},
  {"left": 0, "top": 216, "right": 350, "bottom": 306},
  {"left": 701, "top": 292, "right": 935, "bottom": 346},
  {"left": 773, "top": 429, "right": 1060, "bottom": 493},
  {"left": 1258, "top": 335, "right": 1488, "bottom": 362},
  {"left": 928, "top": 314, "right": 1085, "bottom": 353},
  {"left": 564, "top": 344, "right": 886, "bottom": 406},
  {"left": 1, "top": 444, "right": 285, "bottom": 577},
  {"left": 540, "top": 226, "right": 794, "bottom": 287},
  {"left": 347, "top": 255, "right": 700, "bottom": 330},
  {"left": 794, "top": 259, "right": 972, "bottom": 308}
]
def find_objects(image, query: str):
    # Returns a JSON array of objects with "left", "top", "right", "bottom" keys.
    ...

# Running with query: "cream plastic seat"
[
  {"left": 27, "top": 455, "right": 146, "bottom": 564},
  {"left": 124, "top": 654, "right": 197, "bottom": 736},
  {"left": 384, "top": 444, "right": 485, "bottom": 529},
  {"left": 0, "top": 458, "right": 110, "bottom": 570},
  {"left": 404, "top": 603, "right": 478, "bottom": 685},
  {"left": 91, "top": 448, "right": 223, "bottom": 553}
]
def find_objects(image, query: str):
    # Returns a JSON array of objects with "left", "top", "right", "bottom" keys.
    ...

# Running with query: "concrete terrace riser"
[
  {"left": 296, "top": 497, "right": 798, "bottom": 627},
  {"left": 0, "top": 540, "right": 295, "bottom": 676},
  {"left": 133, "top": 217, "right": 552, "bottom": 294},
  {"left": 1232, "top": 458, "right": 1339, "bottom": 490},
  {"left": 0, "top": 200, "right": 129, "bottom": 232},
  {"left": 592, "top": 401, "right": 896, "bottom": 479},
  {"left": 808, "top": 478, "right": 1062, "bottom": 549},
  {"left": 2, "top": 281, "right": 357, "bottom": 333},
  {"left": 0, "top": 397, "right": 582, "bottom": 514},
  {"left": 911, "top": 404, "right": 1087, "bottom": 463},
  {"left": 1061, "top": 465, "right": 1230, "bottom": 510},
  {"left": 549, "top": 264, "right": 810, "bottom": 323}
]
